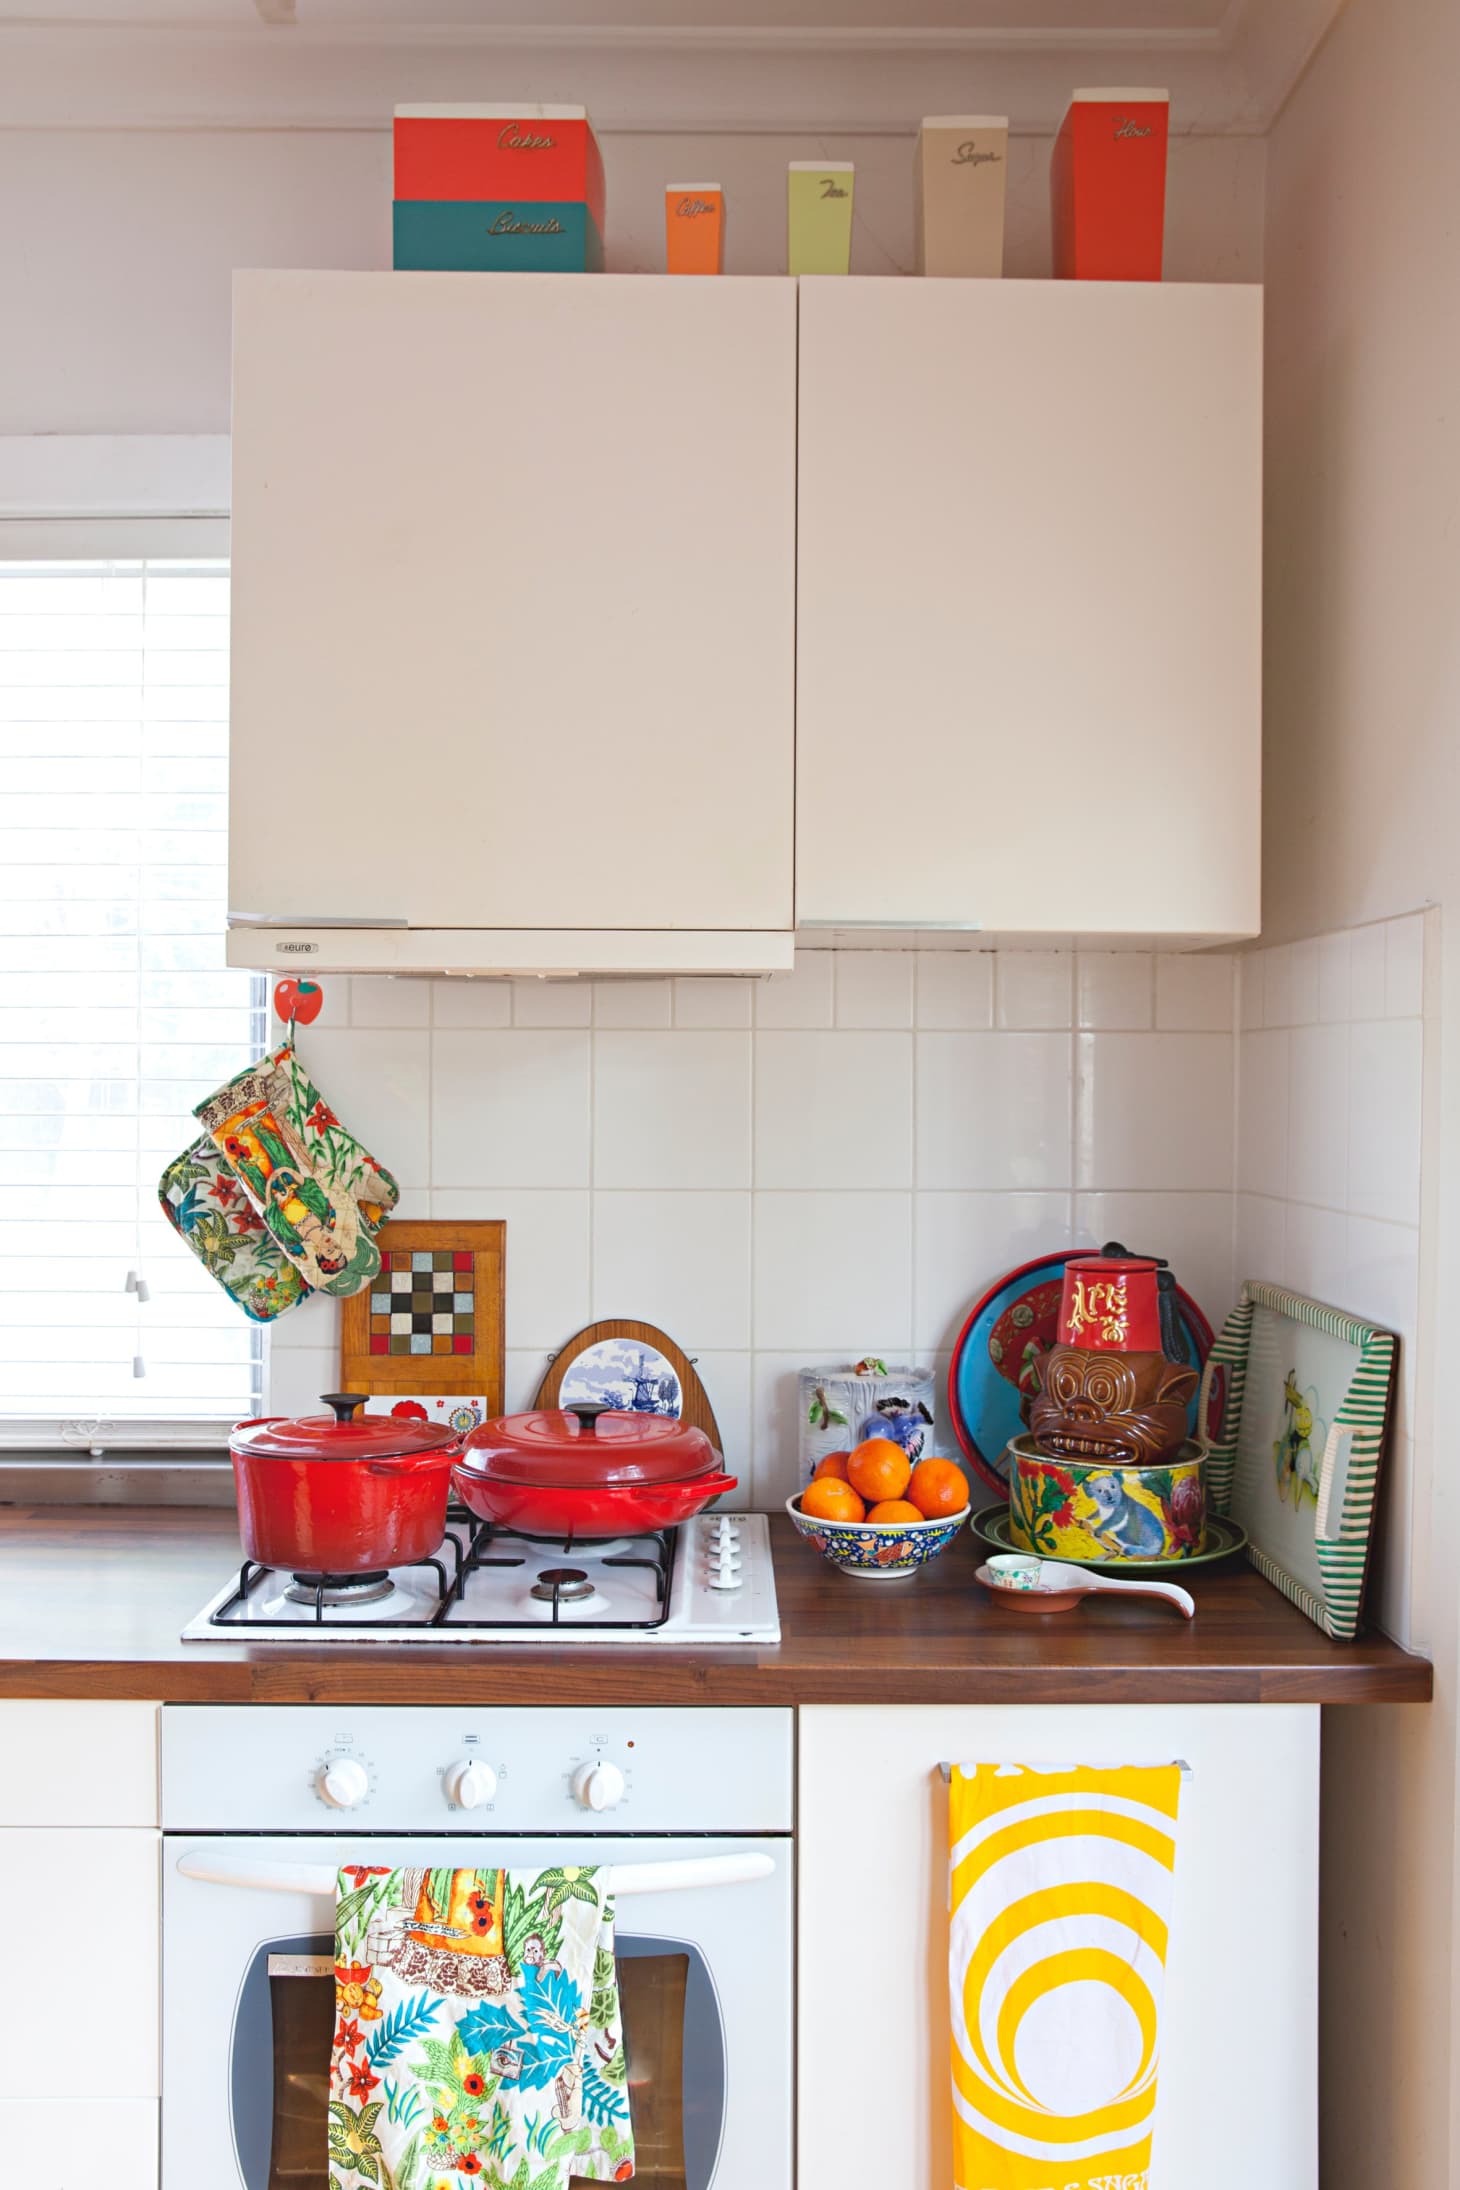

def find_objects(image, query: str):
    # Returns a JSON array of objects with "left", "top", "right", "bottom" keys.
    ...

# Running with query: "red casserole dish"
[
  {"left": 231, "top": 1392, "right": 461, "bottom": 1575},
  {"left": 454, "top": 1403, "right": 737, "bottom": 1542}
]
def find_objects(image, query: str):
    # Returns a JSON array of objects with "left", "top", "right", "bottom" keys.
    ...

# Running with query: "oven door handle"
[{"left": 174, "top": 1851, "right": 776, "bottom": 1898}]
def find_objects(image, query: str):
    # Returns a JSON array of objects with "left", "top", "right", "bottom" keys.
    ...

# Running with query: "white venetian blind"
[{"left": 0, "top": 558, "right": 263, "bottom": 1448}]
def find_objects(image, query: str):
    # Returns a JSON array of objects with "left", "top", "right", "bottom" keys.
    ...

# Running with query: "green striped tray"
[{"left": 1201, "top": 1282, "right": 1397, "bottom": 1641}]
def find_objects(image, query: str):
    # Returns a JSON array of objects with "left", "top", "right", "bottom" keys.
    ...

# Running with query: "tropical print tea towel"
[
  {"left": 949, "top": 1763, "right": 1182, "bottom": 2190},
  {"left": 330, "top": 1863, "right": 635, "bottom": 2189},
  {"left": 193, "top": 1041, "right": 398, "bottom": 1298}
]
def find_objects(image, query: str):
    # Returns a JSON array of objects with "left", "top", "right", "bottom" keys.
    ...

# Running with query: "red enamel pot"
[
  {"left": 454, "top": 1403, "right": 738, "bottom": 1542},
  {"left": 230, "top": 1392, "right": 461, "bottom": 1575}
]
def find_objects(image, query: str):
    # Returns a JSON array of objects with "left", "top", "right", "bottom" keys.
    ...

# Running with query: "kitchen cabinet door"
[
  {"left": 230, "top": 272, "right": 795, "bottom": 940},
  {"left": 0, "top": 1699, "right": 158, "bottom": 1824},
  {"left": 796, "top": 278, "right": 1263, "bottom": 941},
  {"left": 798, "top": 1703, "right": 1317, "bottom": 2190},
  {"left": 0, "top": 1827, "right": 160, "bottom": 2090}
]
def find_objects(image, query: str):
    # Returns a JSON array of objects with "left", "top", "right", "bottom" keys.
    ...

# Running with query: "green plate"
[{"left": 971, "top": 1504, "right": 1248, "bottom": 1574}]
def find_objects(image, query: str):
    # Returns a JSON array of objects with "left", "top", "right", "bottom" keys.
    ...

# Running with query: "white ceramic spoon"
[{"left": 976, "top": 1559, "right": 1195, "bottom": 1619}]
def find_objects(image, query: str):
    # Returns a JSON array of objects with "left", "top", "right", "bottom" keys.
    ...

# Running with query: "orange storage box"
[
  {"left": 394, "top": 103, "right": 605, "bottom": 234},
  {"left": 1051, "top": 87, "right": 1168, "bottom": 281}
]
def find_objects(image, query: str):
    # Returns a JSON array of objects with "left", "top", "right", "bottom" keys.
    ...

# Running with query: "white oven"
[{"left": 161, "top": 1705, "right": 793, "bottom": 2190}]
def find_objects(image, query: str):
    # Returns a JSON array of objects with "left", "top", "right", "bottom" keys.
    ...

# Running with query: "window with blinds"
[{"left": 0, "top": 559, "right": 263, "bottom": 1450}]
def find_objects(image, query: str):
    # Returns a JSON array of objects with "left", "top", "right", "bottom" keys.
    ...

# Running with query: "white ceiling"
[{"left": 0, "top": 0, "right": 1344, "bottom": 133}]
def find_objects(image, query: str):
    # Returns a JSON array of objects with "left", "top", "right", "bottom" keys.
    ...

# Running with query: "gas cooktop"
[{"left": 180, "top": 1509, "right": 779, "bottom": 1646}]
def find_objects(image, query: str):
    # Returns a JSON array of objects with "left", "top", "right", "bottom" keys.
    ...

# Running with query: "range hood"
[{"left": 224, "top": 923, "right": 795, "bottom": 978}]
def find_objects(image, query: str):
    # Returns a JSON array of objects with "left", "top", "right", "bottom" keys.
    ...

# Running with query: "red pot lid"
[
  {"left": 461, "top": 1405, "right": 718, "bottom": 1488},
  {"left": 231, "top": 1393, "right": 457, "bottom": 1462}
]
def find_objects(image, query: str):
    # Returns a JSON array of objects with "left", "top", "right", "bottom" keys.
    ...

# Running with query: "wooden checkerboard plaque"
[{"left": 339, "top": 1219, "right": 505, "bottom": 1414}]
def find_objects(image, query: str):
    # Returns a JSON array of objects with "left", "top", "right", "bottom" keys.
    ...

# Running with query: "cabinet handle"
[{"left": 228, "top": 913, "right": 409, "bottom": 928}]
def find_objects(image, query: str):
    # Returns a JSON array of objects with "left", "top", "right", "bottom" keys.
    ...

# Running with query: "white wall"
[
  {"left": 0, "top": 127, "right": 1265, "bottom": 433},
  {"left": 265, "top": 945, "right": 1240, "bottom": 1508},
  {"left": 1263, "top": 0, "right": 1458, "bottom": 2180}
]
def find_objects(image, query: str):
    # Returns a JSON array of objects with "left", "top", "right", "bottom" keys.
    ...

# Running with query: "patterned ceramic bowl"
[
  {"left": 785, "top": 1494, "right": 970, "bottom": 1579},
  {"left": 1006, "top": 1433, "right": 1207, "bottom": 1564}
]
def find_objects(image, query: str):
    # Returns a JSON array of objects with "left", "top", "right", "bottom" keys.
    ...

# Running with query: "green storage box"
[{"left": 393, "top": 199, "right": 605, "bottom": 273}]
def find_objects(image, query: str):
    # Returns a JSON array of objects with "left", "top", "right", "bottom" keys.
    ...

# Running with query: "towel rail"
[
  {"left": 174, "top": 1850, "right": 775, "bottom": 1899},
  {"left": 938, "top": 1760, "right": 1193, "bottom": 1782}
]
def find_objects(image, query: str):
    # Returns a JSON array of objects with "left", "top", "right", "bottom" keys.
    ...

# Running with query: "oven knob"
[
  {"left": 572, "top": 1760, "right": 626, "bottom": 1813},
  {"left": 446, "top": 1759, "right": 498, "bottom": 1810},
  {"left": 318, "top": 1757, "right": 370, "bottom": 1810}
]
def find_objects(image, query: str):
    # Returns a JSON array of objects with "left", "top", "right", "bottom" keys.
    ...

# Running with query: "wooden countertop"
[{"left": 0, "top": 1505, "right": 1430, "bottom": 1705}]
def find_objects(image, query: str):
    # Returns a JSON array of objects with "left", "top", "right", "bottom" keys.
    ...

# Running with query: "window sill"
[{"left": 0, "top": 1456, "right": 237, "bottom": 1508}]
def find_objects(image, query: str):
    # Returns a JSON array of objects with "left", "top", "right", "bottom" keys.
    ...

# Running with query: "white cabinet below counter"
[
  {"left": 798, "top": 1702, "right": 1316, "bottom": 2190},
  {"left": 0, "top": 1703, "right": 161, "bottom": 2189},
  {"left": 795, "top": 278, "right": 1263, "bottom": 943}
]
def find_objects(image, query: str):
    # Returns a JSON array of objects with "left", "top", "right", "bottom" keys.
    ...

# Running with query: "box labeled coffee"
[
  {"left": 915, "top": 115, "right": 1008, "bottom": 277},
  {"left": 666, "top": 183, "right": 724, "bottom": 274}
]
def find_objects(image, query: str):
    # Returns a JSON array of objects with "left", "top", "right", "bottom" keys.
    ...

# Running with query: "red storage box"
[
  {"left": 1051, "top": 87, "right": 1168, "bottom": 280},
  {"left": 394, "top": 103, "right": 605, "bottom": 234}
]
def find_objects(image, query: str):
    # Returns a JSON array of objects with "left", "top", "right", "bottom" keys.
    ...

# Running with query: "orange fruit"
[
  {"left": 866, "top": 1499, "right": 924, "bottom": 1526},
  {"left": 812, "top": 1451, "right": 853, "bottom": 1482},
  {"left": 800, "top": 1476, "right": 867, "bottom": 1524},
  {"left": 906, "top": 1457, "right": 969, "bottom": 1519},
  {"left": 846, "top": 1436, "right": 913, "bottom": 1505}
]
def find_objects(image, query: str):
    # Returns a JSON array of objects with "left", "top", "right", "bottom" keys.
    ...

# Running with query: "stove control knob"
[
  {"left": 573, "top": 1760, "right": 626, "bottom": 1813},
  {"left": 446, "top": 1759, "right": 498, "bottom": 1810},
  {"left": 318, "top": 1756, "right": 370, "bottom": 1810}
]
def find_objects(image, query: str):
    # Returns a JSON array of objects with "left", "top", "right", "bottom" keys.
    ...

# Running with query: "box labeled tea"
[{"left": 788, "top": 162, "right": 854, "bottom": 275}]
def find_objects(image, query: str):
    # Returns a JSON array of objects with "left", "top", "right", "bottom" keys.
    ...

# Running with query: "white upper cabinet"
[
  {"left": 795, "top": 278, "right": 1263, "bottom": 942},
  {"left": 229, "top": 272, "right": 796, "bottom": 972}
]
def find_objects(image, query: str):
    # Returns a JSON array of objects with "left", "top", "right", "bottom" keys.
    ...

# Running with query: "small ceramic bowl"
[
  {"left": 785, "top": 1493, "right": 970, "bottom": 1580},
  {"left": 985, "top": 1553, "right": 1044, "bottom": 1591}
]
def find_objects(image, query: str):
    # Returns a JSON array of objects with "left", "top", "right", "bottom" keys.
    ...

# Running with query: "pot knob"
[
  {"left": 445, "top": 1759, "right": 498, "bottom": 1811},
  {"left": 572, "top": 1760, "right": 626, "bottom": 1813},
  {"left": 318, "top": 1756, "right": 370, "bottom": 1810},
  {"left": 321, "top": 1392, "right": 368, "bottom": 1421},
  {"left": 567, "top": 1404, "right": 608, "bottom": 1435}
]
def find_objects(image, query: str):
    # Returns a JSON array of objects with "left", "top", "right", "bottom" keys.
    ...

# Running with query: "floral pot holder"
[{"left": 158, "top": 1041, "right": 399, "bottom": 1320}]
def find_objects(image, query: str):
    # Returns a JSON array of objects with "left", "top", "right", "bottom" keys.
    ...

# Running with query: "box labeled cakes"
[
  {"left": 1051, "top": 87, "right": 1169, "bottom": 281},
  {"left": 393, "top": 103, "right": 605, "bottom": 230},
  {"left": 915, "top": 115, "right": 1008, "bottom": 277}
]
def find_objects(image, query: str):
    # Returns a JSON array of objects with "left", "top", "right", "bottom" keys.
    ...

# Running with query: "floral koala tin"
[{"left": 1007, "top": 1433, "right": 1207, "bottom": 1564}]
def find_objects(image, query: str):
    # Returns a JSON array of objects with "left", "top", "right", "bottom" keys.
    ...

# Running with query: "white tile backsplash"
[
  {"left": 917, "top": 1030, "right": 1073, "bottom": 1190},
  {"left": 432, "top": 1030, "right": 590, "bottom": 1187},
  {"left": 1231, "top": 919, "right": 1430, "bottom": 1647},
  {"left": 271, "top": 942, "right": 1431, "bottom": 1528},
  {"left": 914, "top": 951, "right": 994, "bottom": 1030},
  {"left": 754, "top": 1030, "right": 912, "bottom": 1189},
  {"left": 834, "top": 950, "right": 915, "bottom": 1029},
  {"left": 996, "top": 950, "right": 1073, "bottom": 1029},
  {"left": 594, "top": 1030, "right": 751, "bottom": 1188},
  {"left": 591, "top": 1190, "right": 751, "bottom": 1349}
]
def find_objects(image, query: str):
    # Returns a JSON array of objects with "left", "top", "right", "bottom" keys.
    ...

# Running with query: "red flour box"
[
  {"left": 1051, "top": 87, "right": 1169, "bottom": 280},
  {"left": 393, "top": 103, "right": 605, "bottom": 235}
]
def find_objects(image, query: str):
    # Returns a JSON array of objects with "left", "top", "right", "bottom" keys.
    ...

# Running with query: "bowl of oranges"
[{"left": 787, "top": 1437, "right": 971, "bottom": 1579}]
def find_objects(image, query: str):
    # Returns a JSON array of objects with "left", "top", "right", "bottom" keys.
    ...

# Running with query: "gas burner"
[
  {"left": 529, "top": 1567, "right": 597, "bottom": 1606},
  {"left": 182, "top": 1512, "right": 780, "bottom": 1645},
  {"left": 285, "top": 1571, "right": 396, "bottom": 1608}
]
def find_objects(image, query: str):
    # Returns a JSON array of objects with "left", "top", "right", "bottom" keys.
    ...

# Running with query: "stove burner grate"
[{"left": 208, "top": 1531, "right": 464, "bottom": 1628}]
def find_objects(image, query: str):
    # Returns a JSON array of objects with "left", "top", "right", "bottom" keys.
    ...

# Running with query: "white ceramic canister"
[{"left": 798, "top": 1358, "right": 939, "bottom": 1481}]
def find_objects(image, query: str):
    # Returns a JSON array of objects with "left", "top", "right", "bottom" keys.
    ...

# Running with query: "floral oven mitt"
[{"left": 159, "top": 1042, "right": 399, "bottom": 1320}]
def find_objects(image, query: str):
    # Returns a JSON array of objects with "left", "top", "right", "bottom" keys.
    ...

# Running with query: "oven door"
[{"left": 162, "top": 1835, "right": 791, "bottom": 2190}]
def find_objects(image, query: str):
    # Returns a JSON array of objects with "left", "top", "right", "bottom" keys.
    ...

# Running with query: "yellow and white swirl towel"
[{"left": 949, "top": 1763, "right": 1182, "bottom": 2190}]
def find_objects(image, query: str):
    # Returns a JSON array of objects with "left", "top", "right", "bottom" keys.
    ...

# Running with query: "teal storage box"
[{"left": 393, "top": 199, "right": 604, "bottom": 272}]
